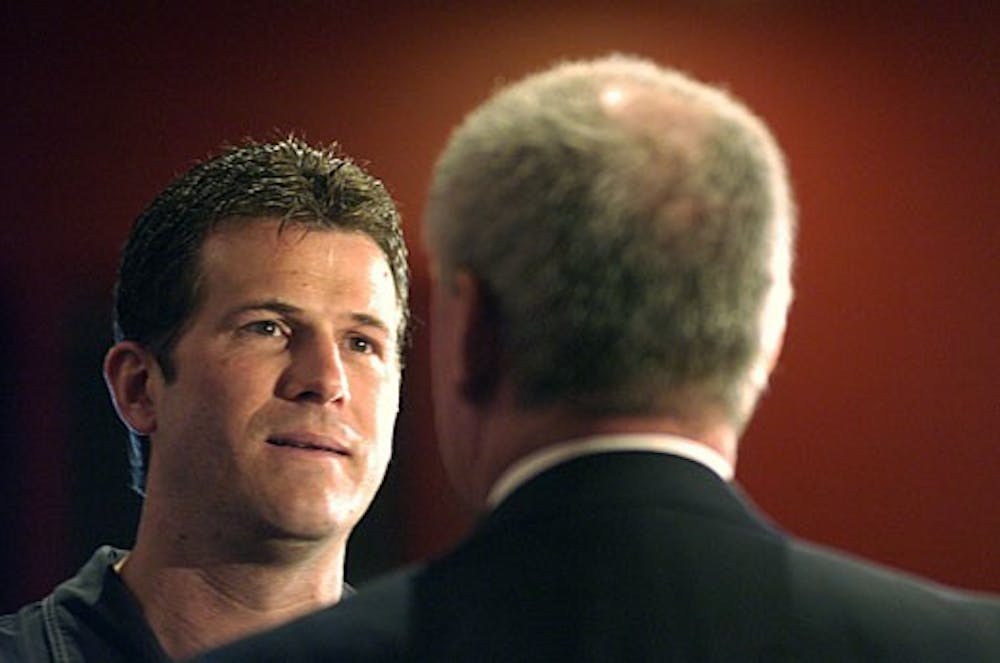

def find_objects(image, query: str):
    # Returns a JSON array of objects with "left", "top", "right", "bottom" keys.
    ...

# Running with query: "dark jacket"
[
  {"left": 0, "top": 546, "right": 168, "bottom": 662},
  {"left": 200, "top": 451, "right": 1000, "bottom": 662}
]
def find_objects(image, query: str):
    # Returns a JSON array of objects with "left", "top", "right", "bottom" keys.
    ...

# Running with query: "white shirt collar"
[{"left": 486, "top": 433, "right": 734, "bottom": 509}]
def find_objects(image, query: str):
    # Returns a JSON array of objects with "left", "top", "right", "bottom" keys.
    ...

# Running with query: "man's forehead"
[
  {"left": 196, "top": 219, "right": 399, "bottom": 315},
  {"left": 199, "top": 218, "right": 390, "bottom": 275},
  {"left": 205, "top": 216, "right": 352, "bottom": 247}
]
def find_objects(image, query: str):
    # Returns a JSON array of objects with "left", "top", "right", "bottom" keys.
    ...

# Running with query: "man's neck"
[{"left": 121, "top": 512, "right": 347, "bottom": 660}]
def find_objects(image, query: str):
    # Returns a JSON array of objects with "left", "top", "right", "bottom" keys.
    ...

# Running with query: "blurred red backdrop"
[{"left": 1, "top": 1, "right": 997, "bottom": 610}]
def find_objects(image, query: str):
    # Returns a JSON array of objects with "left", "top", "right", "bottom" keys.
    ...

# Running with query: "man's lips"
[{"left": 266, "top": 434, "right": 351, "bottom": 455}]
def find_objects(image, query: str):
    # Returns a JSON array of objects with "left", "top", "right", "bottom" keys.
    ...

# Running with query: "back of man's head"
[{"left": 424, "top": 55, "right": 795, "bottom": 431}]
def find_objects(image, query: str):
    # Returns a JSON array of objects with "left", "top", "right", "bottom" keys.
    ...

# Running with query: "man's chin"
[{"left": 256, "top": 497, "right": 363, "bottom": 544}]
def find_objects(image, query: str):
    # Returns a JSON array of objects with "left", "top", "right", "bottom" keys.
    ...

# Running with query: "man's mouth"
[{"left": 266, "top": 437, "right": 349, "bottom": 455}]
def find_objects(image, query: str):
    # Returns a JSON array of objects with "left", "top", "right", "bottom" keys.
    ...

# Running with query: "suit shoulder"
[
  {"left": 198, "top": 565, "right": 422, "bottom": 663},
  {"left": 786, "top": 540, "right": 1000, "bottom": 660},
  {"left": 337, "top": 564, "right": 420, "bottom": 631}
]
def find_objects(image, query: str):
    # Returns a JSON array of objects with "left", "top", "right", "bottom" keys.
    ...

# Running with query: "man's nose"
[{"left": 279, "top": 335, "right": 351, "bottom": 405}]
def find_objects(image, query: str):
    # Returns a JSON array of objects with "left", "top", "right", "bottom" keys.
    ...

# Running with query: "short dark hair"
[{"left": 113, "top": 137, "right": 409, "bottom": 494}]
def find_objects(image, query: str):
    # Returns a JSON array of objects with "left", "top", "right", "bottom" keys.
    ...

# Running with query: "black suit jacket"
[{"left": 201, "top": 452, "right": 1000, "bottom": 661}]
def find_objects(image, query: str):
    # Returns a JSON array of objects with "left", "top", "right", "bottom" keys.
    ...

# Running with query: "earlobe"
[{"left": 103, "top": 341, "right": 160, "bottom": 435}]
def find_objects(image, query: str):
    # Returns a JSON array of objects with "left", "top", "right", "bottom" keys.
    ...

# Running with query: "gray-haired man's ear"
[{"left": 452, "top": 272, "right": 504, "bottom": 405}]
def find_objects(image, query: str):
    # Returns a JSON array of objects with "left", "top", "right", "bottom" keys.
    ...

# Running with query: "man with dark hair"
[
  {"left": 0, "top": 137, "right": 410, "bottom": 661},
  {"left": 202, "top": 57, "right": 999, "bottom": 661}
]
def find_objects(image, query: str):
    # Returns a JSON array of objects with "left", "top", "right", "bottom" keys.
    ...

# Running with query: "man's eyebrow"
[
  {"left": 226, "top": 299, "right": 303, "bottom": 319},
  {"left": 351, "top": 312, "right": 393, "bottom": 339},
  {"left": 220, "top": 300, "right": 304, "bottom": 327}
]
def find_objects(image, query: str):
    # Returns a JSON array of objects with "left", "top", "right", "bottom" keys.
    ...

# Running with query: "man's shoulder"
[
  {"left": 0, "top": 602, "right": 42, "bottom": 662},
  {"left": 0, "top": 546, "right": 136, "bottom": 662},
  {"left": 785, "top": 538, "right": 1000, "bottom": 659},
  {"left": 0, "top": 577, "right": 59, "bottom": 662},
  {"left": 198, "top": 564, "right": 423, "bottom": 663},
  {"left": 324, "top": 564, "right": 422, "bottom": 632},
  {"left": 787, "top": 537, "right": 1000, "bottom": 610}
]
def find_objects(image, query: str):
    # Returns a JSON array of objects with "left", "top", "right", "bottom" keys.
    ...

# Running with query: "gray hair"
[{"left": 424, "top": 55, "right": 794, "bottom": 426}]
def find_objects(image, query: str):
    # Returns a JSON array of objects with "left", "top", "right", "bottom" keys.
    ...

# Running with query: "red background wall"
[{"left": 2, "top": 1, "right": 997, "bottom": 609}]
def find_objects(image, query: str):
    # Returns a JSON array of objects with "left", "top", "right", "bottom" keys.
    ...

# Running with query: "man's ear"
[
  {"left": 103, "top": 341, "right": 161, "bottom": 436},
  {"left": 452, "top": 271, "right": 504, "bottom": 405}
]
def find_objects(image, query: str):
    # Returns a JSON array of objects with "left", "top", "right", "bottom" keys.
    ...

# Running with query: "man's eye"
[
  {"left": 246, "top": 320, "right": 286, "bottom": 337},
  {"left": 347, "top": 335, "right": 376, "bottom": 355}
]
